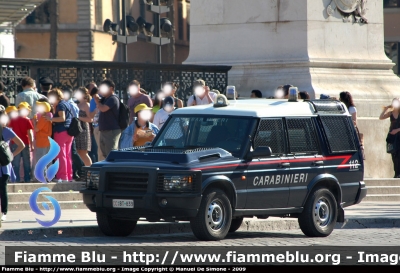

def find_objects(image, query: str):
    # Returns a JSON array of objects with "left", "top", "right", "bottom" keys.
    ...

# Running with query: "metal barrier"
[{"left": 0, "top": 58, "right": 231, "bottom": 105}]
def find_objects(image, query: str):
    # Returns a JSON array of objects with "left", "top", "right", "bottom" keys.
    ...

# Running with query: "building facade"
[
  {"left": 15, "top": 0, "right": 190, "bottom": 64},
  {"left": 11, "top": 1, "right": 400, "bottom": 74}
]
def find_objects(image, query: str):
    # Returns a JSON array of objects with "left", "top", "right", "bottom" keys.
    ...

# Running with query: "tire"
[
  {"left": 190, "top": 188, "right": 232, "bottom": 241},
  {"left": 298, "top": 188, "right": 337, "bottom": 237},
  {"left": 229, "top": 217, "right": 244, "bottom": 233},
  {"left": 96, "top": 212, "right": 137, "bottom": 237}
]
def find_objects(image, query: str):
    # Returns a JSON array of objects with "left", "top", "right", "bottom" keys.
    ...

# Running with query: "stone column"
[{"left": 185, "top": 0, "right": 400, "bottom": 178}]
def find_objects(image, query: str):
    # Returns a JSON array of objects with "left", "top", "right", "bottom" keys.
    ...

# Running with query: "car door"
[
  {"left": 318, "top": 115, "right": 363, "bottom": 204},
  {"left": 284, "top": 117, "right": 323, "bottom": 207},
  {"left": 245, "top": 118, "right": 290, "bottom": 209}
]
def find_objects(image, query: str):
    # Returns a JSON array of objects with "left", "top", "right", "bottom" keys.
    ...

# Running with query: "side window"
[
  {"left": 320, "top": 116, "right": 357, "bottom": 153},
  {"left": 253, "top": 118, "right": 286, "bottom": 156},
  {"left": 286, "top": 118, "right": 319, "bottom": 155}
]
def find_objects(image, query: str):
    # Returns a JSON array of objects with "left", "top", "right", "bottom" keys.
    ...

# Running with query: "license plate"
[{"left": 112, "top": 199, "right": 134, "bottom": 208}]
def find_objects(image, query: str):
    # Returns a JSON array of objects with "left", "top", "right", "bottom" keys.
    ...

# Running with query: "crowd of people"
[
  {"left": 0, "top": 76, "right": 369, "bottom": 221},
  {"left": 0, "top": 78, "right": 217, "bottom": 185}
]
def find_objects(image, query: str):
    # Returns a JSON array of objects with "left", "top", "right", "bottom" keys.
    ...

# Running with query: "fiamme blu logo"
[{"left": 28, "top": 137, "right": 62, "bottom": 227}]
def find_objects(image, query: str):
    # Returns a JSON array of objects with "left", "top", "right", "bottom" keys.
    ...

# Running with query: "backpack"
[
  {"left": 65, "top": 103, "right": 83, "bottom": 137},
  {"left": 113, "top": 95, "right": 129, "bottom": 130},
  {"left": 0, "top": 126, "right": 13, "bottom": 166},
  {"left": 68, "top": 117, "right": 83, "bottom": 137}
]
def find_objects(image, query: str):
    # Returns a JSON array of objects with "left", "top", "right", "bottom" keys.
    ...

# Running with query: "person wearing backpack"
[
  {"left": 0, "top": 105, "right": 25, "bottom": 221},
  {"left": 93, "top": 79, "right": 121, "bottom": 159},
  {"left": 45, "top": 89, "right": 75, "bottom": 182},
  {"left": 62, "top": 87, "right": 84, "bottom": 181}
]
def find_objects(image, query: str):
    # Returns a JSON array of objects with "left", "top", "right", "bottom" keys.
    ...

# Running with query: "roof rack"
[{"left": 307, "top": 99, "right": 346, "bottom": 114}]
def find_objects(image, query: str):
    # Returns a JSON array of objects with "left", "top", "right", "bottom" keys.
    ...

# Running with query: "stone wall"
[{"left": 185, "top": 0, "right": 400, "bottom": 178}]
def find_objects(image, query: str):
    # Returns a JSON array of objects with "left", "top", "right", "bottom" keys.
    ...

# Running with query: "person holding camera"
[
  {"left": 119, "top": 103, "right": 159, "bottom": 149},
  {"left": 0, "top": 82, "right": 10, "bottom": 108},
  {"left": 381, "top": 98, "right": 400, "bottom": 178},
  {"left": 187, "top": 79, "right": 216, "bottom": 106}
]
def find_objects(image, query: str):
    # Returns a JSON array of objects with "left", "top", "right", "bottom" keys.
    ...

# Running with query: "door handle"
[
  {"left": 280, "top": 162, "right": 290, "bottom": 168},
  {"left": 313, "top": 161, "right": 324, "bottom": 166}
]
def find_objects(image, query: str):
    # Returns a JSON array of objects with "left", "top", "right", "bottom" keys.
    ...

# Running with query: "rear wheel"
[
  {"left": 190, "top": 188, "right": 232, "bottom": 241},
  {"left": 298, "top": 188, "right": 337, "bottom": 237},
  {"left": 229, "top": 217, "right": 244, "bottom": 233},
  {"left": 96, "top": 212, "right": 137, "bottom": 237}
]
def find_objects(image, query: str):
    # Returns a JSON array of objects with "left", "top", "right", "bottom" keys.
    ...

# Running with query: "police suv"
[{"left": 81, "top": 93, "right": 366, "bottom": 241}]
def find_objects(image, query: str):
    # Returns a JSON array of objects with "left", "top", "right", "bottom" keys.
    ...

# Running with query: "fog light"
[{"left": 161, "top": 199, "right": 167, "bottom": 206}]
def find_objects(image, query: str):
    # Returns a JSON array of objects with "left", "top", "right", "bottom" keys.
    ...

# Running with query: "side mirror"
[{"left": 248, "top": 146, "right": 272, "bottom": 160}]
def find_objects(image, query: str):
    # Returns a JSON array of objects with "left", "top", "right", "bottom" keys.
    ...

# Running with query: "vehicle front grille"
[{"left": 107, "top": 172, "right": 149, "bottom": 192}]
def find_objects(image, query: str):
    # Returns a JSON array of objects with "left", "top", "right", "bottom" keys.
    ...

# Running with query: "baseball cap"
[
  {"left": 5, "top": 106, "right": 17, "bottom": 114},
  {"left": 163, "top": 96, "right": 174, "bottom": 106},
  {"left": 36, "top": 101, "right": 51, "bottom": 112},
  {"left": 39, "top": 77, "right": 54, "bottom": 86},
  {"left": 134, "top": 103, "right": 152, "bottom": 114},
  {"left": 18, "top": 102, "right": 32, "bottom": 111}
]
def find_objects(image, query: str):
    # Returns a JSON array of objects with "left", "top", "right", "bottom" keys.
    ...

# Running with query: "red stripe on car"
[{"left": 192, "top": 155, "right": 354, "bottom": 171}]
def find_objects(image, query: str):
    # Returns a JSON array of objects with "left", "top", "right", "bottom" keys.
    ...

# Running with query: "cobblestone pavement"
[
  {"left": 1, "top": 229, "right": 398, "bottom": 265},
  {"left": 0, "top": 228, "right": 398, "bottom": 247}
]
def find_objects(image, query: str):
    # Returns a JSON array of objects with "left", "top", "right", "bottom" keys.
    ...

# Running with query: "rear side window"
[
  {"left": 319, "top": 116, "right": 357, "bottom": 153},
  {"left": 253, "top": 118, "right": 286, "bottom": 156},
  {"left": 286, "top": 118, "right": 319, "bottom": 155}
]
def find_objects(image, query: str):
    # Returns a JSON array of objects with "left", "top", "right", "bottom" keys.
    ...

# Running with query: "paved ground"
[
  {"left": 0, "top": 202, "right": 399, "bottom": 264},
  {"left": 1, "top": 228, "right": 399, "bottom": 246},
  {"left": 0, "top": 228, "right": 399, "bottom": 265},
  {"left": 2, "top": 202, "right": 400, "bottom": 231}
]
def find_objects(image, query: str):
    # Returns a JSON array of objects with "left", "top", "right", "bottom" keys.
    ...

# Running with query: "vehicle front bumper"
[
  {"left": 80, "top": 166, "right": 202, "bottom": 220},
  {"left": 81, "top": 189, "right": 202, "bottom": 219}
]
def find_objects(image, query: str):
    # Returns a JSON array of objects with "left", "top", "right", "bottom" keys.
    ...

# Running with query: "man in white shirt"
[{"left": 187, "top": 79, "right": 217, "bottom": 106}]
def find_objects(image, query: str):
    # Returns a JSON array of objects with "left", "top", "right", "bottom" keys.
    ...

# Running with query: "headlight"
[
  {"left": 162, "top": 175, "right": 194, "bottom": 192},
  {"left": 86, "top": 170, "right": 100, "bottom": 189}
]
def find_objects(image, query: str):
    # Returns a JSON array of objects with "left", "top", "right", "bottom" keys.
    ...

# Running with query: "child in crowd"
[
  {"left": 5, "top": 106, "right": 18, "bottom": 122},
  {"left": 153, "top": 96, "right": 175, "bottom": 129},
  {"left": 9, "top": 102, "right": 34, "bottom": 182},
  {"left": 32, "top": 101, "right": 53, "bottom": 178}
]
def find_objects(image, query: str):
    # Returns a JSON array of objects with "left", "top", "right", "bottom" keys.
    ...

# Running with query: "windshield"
[{"left": 153, "top": 116, "right": 255, "bottom": 157}]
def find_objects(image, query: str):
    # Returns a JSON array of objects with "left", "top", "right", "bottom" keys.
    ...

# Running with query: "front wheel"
[
  {"left": 298, "top": 188, "right": 337, "bottom": 237},
  {"left": 96, "top": 212, "right": 137, "bottom": 237},
  {"left": 190, "top": 188, "right": 232, "bottom": 241}
]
